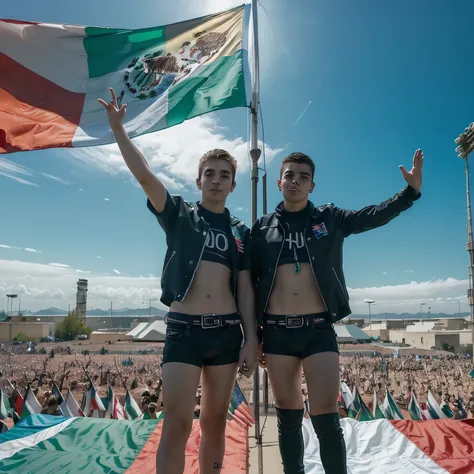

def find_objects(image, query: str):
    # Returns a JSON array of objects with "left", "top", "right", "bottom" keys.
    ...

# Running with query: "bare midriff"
[
  {"left": 266, "top": 263, "right": 326, "bottom": 315},
  {"left": 170, "top": 260, "right": 237, "bottom": 315}
]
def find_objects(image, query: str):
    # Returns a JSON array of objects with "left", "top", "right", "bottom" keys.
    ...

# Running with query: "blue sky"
[{"left": 1, "top": 0, "right": 474, "bottom": 314}]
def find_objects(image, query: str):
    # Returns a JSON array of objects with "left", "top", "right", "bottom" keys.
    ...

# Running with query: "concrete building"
[
  {"left": 363, "top": 322, "right": 391, "bottom": 342},
  {"left": 389, "top": 330, "right": 460, "bottom": 352},
  {"left": 0, "top": 319, "right": 55, "bottom": 342}
]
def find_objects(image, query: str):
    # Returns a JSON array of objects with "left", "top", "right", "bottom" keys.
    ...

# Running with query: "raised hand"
[
  {"left": 399, "top": 149, "right": 424, "bottom": 194},
  {"left": 97, "top": 88, "right": 127, "bottom": 130}
]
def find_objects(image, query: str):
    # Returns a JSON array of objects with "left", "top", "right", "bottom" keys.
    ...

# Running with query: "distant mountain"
[
  {"left": 22, "top": 306, "right": 167, "bottom": 317},
  {"left": 34, "top": 307, "right": 68, "bottom": 316},
  {"left": 86, "top": 307, "right": 167, "bottom": 317},
  {"left": 23, "top": 308, "right": 469, "bottom": 320},
  {"left": 349, "top": 312, "right": 470, "bottom": 321}
]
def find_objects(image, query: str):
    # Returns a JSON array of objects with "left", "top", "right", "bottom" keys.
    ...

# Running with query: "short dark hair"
[
  {"left": 280, "top": 152, "right": 315, "bottom": 180},
  {"left": 198, "top": 149, "right": 237, "bottom": 181}
]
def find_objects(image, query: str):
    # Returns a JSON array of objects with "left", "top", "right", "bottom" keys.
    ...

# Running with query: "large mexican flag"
[
  {"left": 0, "top": 415, "right": 248, "bottom": 473},
  {"left": 0, "top": 5, "right": 251, "bottom": 153}
]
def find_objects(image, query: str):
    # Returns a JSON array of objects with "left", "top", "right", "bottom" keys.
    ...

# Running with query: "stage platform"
[{"left": 249, "top": 414, "right": 283, "bottom": 474}]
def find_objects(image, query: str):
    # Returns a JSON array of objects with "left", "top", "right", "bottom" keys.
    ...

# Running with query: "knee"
[
  {"left": 161, "top": 414, "right": 193, "bottom": 446},
  {"left": 274, "top": 393, "right": 303, "bottom": 410},
  {"left": 200, "top": 411, "right": 227, "bottom": 437},
  {"left": 310, "top": 413, "right": 343, "bottom": 440},
  {"left": 310, "top": 403, "right": 338, "bottom": 415},
  {"left": 276, "top": 407, "right": 304, "bottom": 433},
  {"left": 309, "top": 396, "right": 338, "bottom": 416}
]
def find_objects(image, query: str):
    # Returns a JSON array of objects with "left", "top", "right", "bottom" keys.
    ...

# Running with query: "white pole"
[{"left": 249, "top": 1, "right": 263, "bottom": 472}]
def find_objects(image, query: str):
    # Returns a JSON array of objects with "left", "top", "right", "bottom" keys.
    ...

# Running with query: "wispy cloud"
[
  {"left": 1, "top": 244, "right": 42, "bottom": 253},
  {"left": 104, "top": 198, "right": 111, "bottom": 202},
  {"left": 41, "top": 173, "right": 70, "bottom": 185},
  {"left": 79, "top": 188, "right": 84, "bottom": 192},
  {"left": 0, "top": 172, "right": 38, "bottom": 187},
  {"left": 97, "top": 256, "right": 103, "bottom": 259},
  {"left": 349, "top": 278, "right": 468, "bottom": 314},
  {"left": 76, "top": 269, "right": 91, "bottom": 274},
  {"left": 1, "top": 259, "right": 469, "bottom": 314},
  {"left": 0, "top": 244, "right": 20, "bottom": 250},
  {"left": 71, "top": 115, "right": 283, "bottom": 190},
  {"left": 0, "top": 259, "right": 163, "bottom": 311},
  {"left": 48, "top": 263, "right": 70, "bottom": 268},
  {"left": 293, "top": 100, "right": 312, "bottom": 126},
  {"left": 382, "top": 272, "right": 388, "bottom": 275},
  {"left": 0, "top": 158, "right": 38, "bottom": 186},
  {"left": 113, "top": 269, "right": 121, "bottom": 275}
]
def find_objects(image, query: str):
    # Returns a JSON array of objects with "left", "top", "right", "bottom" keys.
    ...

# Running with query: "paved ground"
[{"left": 249, "top": 414, "right": 283, "bottom": 474}]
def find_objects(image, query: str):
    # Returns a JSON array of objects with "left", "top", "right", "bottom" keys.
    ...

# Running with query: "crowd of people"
[{"left": 1, "top": 343, "right": 474, "bottom": 423}]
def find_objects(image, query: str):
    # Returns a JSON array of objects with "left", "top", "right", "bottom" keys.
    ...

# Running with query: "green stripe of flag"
[
  {"left": 166, "top": 49, "right": 247, "bottom": 127},
  {"left": 0, "top": 417, "right": 158, "bottom": 473},
  {"left": 84, "top": 26, "right": 166, "bottom": 78}
]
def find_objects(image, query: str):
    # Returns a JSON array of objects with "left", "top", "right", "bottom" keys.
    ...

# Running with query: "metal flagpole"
[
  {"left": 455, "top": 123, "right": 474, "bottom": 360},
  {"left": 249, "top": 0, "right": 263, "bottom": 472}
]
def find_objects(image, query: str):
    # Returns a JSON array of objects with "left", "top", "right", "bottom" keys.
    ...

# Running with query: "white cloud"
[
  {"left": 75, "top": 269, "right": 91, "bottom": 274},
  {"left": 0, "top": 244, "right": 20, "bottom": 250},
  {"left": 0, "top": 172, "right": 38, "bottom": 187},
  {"left": 294, "top": 100, "right": 312, "bottom": 126},
  {"left": 71, "top": 115, "right": 283, "bottom": 189},
  {"left": 0, "top": 245, "right": 42, "bottom": 253},
  {"left": 0, "top": 259, "right": 163, "bottom": 311},
  {"left": 382, "top": 272, "right": 388, "bottom": 275},
  {"left": 113, "top": 269, "right": 121, "bottom": 275},
  {"left": 41, "top": 173, "right": 70, "bottom": 185},
  {"left": 104, "top": 198, "right": 111, "bottom": 201},
  {"left": 96, "top": 256, "right": 103, "bottom": 259},
  {"left": 0, "top": 257, "right": 470, "bottom": 315},
  {"left": 349, "top": 278, "right": 469, "bottom": 314},
  {"left": 0, "top": 158, "right": 38, "bottom": 187},
  {"left": 79, "top": 188, "right": 84, "bottom": 192},
  {"left": 48, "top": 263, "right": 70, "bottom": 268}
]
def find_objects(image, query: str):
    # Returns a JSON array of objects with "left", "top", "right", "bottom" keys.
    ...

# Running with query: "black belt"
[
  {"left": 165, "top": 312, "right": 241, "bottom": 329},
  {"left": 264, "top": 314, "right": 329, "bottom": 329}
]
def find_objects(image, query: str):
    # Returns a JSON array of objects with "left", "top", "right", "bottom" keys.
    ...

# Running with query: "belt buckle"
[
  {"left": 285, "top": 315, "right": 304, "bottom": 329},
  {"left": 201, "top": 314, "right": 221, "bottom": 329}
]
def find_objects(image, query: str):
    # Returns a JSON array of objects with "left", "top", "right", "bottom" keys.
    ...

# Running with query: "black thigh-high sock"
[
  {"left": 310, "top": 413, "right": 347, "bottom": 474},
  {"left": 275, "top": 407, "right": 305, "bottom": 474}
]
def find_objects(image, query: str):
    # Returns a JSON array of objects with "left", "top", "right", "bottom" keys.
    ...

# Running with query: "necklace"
[{"left": 293, "top": 247, "right": 300, "bottom": 274}]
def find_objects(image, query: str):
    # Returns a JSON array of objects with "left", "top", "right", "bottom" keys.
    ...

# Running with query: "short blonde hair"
[{"left": 198, "top": 149, "right": 237, "bottom": 182}]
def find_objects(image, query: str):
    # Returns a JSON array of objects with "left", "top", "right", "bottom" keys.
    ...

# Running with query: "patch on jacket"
[
  {"left": 234, "top": 237, "right": 244, "bottom": 253},
  {"left": 312, "top": 222, "right": 328, "bottom": 239}
]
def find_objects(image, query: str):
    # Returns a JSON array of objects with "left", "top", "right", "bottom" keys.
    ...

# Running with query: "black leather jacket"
[
  {"left": 148, "top": 193, "right": 251, "bottom": 307},
  {"left": 251, "top": 185, "right": 421, "bottom": 325}
]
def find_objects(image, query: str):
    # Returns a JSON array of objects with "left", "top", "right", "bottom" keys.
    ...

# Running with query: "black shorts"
[
  {"left": 162, "top": 313, "right": 243, "bottom": 368},
  {"left": 262, "top": 312, "right": 339, "bottom": 359}
]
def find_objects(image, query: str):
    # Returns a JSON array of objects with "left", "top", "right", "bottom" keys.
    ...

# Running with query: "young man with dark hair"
[
  {"left": 99, "top": 89, "right": 257, "bottom": 474},
  {"left": 252, "top": 150, "right": 423, "bottom": 474}
]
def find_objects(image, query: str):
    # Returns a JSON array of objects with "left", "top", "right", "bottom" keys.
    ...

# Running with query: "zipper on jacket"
[
  {"left": 263, "top": 221, "right": 286, "bottom": 312},
  {"left": 332, "top": 267, "right": 349, "bottom": 301},
  {"left": 162, "top": 251, "right": 176, "bottom": 277},
  {"left": 180, "top": 225, "right": 209, "bottom": 302},
  {"left": 304, "top": 229, "right": 330, "bottom": 313}
]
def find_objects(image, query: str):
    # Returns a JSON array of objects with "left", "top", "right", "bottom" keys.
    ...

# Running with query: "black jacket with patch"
[
  {"left": 251, "top": 185, "right": 421, "bottom": 325},
  {"left": 148, "top": 193, "right": 251, "bottom": 307}
]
